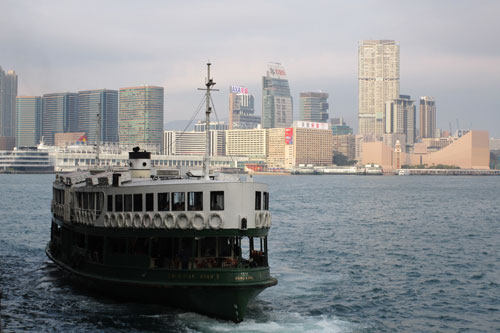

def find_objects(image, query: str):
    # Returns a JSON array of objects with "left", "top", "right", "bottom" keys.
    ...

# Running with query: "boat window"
[
  {"left": 124, "top": 194, "right": 132, "bottom": 212},
  {"left": 133, "top": 194, "right": 143, "bottom": 212},
  {"left": 107, "top": 195, "right": 113, "bottom": 211},
  {"left": 146, "top": 193, "right": 154, "bottom": 211},
  {"left": 115, "top": 195, "right": 123, "bottom": 212},
  {"left": 255, "top": 191, "right": 261, "bottom": 210},
  {"left": 128, "top": 237, "right": 149, "bottom": 255},
  {"left": 107, "top": 238, "right": 127, "bottom": 254},
  {"left": 83, "top": 192, "right": 89, "bottom": 209},
  {"left": 172, "top": 192, "right": 185, "bottom": 211},
  {"left": 264, "top": 192, "right": 269, "bottom": 210},
  {"left": 210, "top": 191, "right": 224, "bottom": 211},
  {"left": 188, "top": 192, "right": 203, "bottom": 211},
  {"left": 200, "top": 237, "right": 216, "bottom": 257},
  {"left": 77, "top": 192, "right": 82, "bottom": 208},
  {"left": 89, "top": 193, "right": 95, "bottom": 210},
  {"left": 158, "top": 192, "right": 170, "bottom": 211},
  {"left": 96, "top": 193, "right": 104, "bottom": 212}
]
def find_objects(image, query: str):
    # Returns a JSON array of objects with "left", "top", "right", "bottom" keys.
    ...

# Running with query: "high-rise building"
[
  {"left": 16, "top": 96, "right": 42, "bottom": 147},
  {"left": 119, "top": 86, "right": 164, "bottom": 149},
  {"left": 331, "top": 117, "right": 353, "bottom": 136},
  {"left": 0, "top": 67, "right": 18, "bottom": 140},
  {"left": 299, "top": 92, "right": 329, "bottom": 123},
  {"left": 358, "top": 40, "right": 400, "bottom": 137},
  {"left": 41, "top": 92, "right": 78, "bottom": 145},
  {"left": 419, "top": 96, "right": 436, "bottom": 139},
  {"left": 229, "top": 86, "right": 260, "bottom": 130},
  {"left": 226, "top": 129, "right": 267, "bottom": 157},
  {"left": 262, "top": 63, "right": 293, "bottom": 129},
  {"left": 385, "top": 95, "right": 416, "bottom": 146},
  {"left": 78, "top": 89, "right": 118, "bottom": 144}
]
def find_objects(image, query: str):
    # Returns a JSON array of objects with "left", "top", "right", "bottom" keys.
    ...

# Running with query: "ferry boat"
[{"left": 45, "top": 63, "right": 277, "bottom": 322}]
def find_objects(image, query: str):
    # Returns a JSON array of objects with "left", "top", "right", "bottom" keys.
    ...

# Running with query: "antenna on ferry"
[{"left": 198, "top": 62, "right": 219, "bottom": 180}]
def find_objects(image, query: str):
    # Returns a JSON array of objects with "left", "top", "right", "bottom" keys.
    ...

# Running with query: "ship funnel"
[{"left": 128, "top": 147, "right": 151, "bottom": 178}]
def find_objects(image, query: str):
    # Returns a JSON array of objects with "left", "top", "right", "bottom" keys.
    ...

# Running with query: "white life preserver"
[
  {"left": 117, "top": 213, "right": 125, "bottom": 227},
  {"left": 153, "top": 213, "right": 162, "bottom": 228},
  {"left": 142, "top": 213, "right": 152, "bottom": 228},
  {"left": 125, "top": 213, "right": 133, "bottom": 228},
  {"left": 104, "top": 213, "right": 110, "bottom": 227},
  {"left": 90, "top": 212, "right": 95, "bottom": 225},
  {"left": 259, "top": 212, "right": 266, "bottom": 229},
  {"left": 209, "top": 213, "right": 223, "bottom": 230},
  {"left": 266, "top": 211, "right": 272, "bottom": 228},
  {"left": 110, "top": 213, "right": 117, "bottom": 227},
  {"left": 164, "top": 213, "right": 175, "bottom": 229},
  {"left": 192, "top": 214, "right": 205, "bottom": 230},
  {"left": 133, "top": 213, "right": 142, "bottom": 228},
  {"left": 255, "top": 213, "right": 261, "bottom": 228},
  {"left": 176, "top": 213, "right": 189, "bottom": 230}
]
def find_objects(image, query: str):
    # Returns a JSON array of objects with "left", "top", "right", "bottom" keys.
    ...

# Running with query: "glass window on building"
[
  {"left": 210, "top": 191, "right": 224, "bottom": 211},
  {"left": 188, "top": 192, "right": 203, "bottom": 211},
  {"left": 172, "top": 192, "right": 185, "bottom": 211},
  {"left": 158, "top": 192, "right": 169, "bottom": 211}
]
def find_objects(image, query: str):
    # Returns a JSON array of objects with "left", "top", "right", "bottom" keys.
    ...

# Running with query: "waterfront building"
[
  {"left": 332, "top": 134, "right": 356, "bottom": 161},
  {"left": 119, "top": 86, "right": 164, "bottom": 149},
  {"left": 229, "top": 86, "right": 260, "bottom": 130},
  {"left": 299, "top": 92, "right": 329, "bottom": 123},
  {"left": 0, "top": 67, "right": 18, "bottom": 147},
  {"left": 358, "top": 40, "right": 400, "bottom": 137},
  {"left": 419, "top": 96, "right": 436, "bottom": 138},
  {"left": 77, "top": 89, "right": 118, "bottom": 144},
  {"left": 385, "top": 95, "right": 416, "bottom": 147},
  {"left": 194, "top": 120, "right": 228, "bottom": 132},
  {"left": 163, "top": 130, "right": 225, "bottom": 156},
  {"left": 42, "top": 92, "right": 78, "bottom": 145},
  {"left": 490, "top": 137, "right": 500, "bottom": 151},
  {"left": 262, "top": 63, "right": 293, "bottom": 128},
  {"left": 331, "top": 117, "right": 353, "bottom": 135},
  {"left": 226, "top": 128, "right": 267, "bottom": 157},
  {"left": 266, "top": 128, "right": 292, "bottom": 168},
  {"left": 16, "top": 96, "right": 42, "bottom": 147}
]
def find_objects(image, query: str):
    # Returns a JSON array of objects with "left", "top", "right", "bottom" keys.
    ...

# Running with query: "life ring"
[
  {"left": 255, "top": 213, "right": 261, "bottom": 228},
  {"left": 117, "top": 213, "right": 125, "bottom": 227},
  {"left": 75, "top": 211, "right": 80, "bottom": 223},
  {"left": 153, "top": 213, "right": 162, "bottom": 228},
  {"left": 90, "top": 212, "right": 95, "bottom": 224},
  {"left": 192, "top": 214, "right": 205, "bottom": 230},
  {"left": 265, "top": 211, "right": 272, "bottom": 228},
  {"left": 164, "top": 213, "right": 175, "bottom": 229},
  {"left": 259, "top": 212, "right": 266, "bottom": 229},
  {"left": 176, "top": 213, "right": 189, "bottom": 230},
  {"left": 125, "top": 213, "right": 133, "bottom": 228},
  {"left": 142, "top": 213, "right": 152, "bottom": 228},
  {"left": 209, "top": 213, "right": 223, "bottom": 230},
  {"left": 104, "top": 213, "right": 110, "bottom": 227},
  {"left": 133, "top": 213, "right": 142, "bottom": 228},
  {"left": 110, "top": 213, "right": 117, "bottom": 227}
]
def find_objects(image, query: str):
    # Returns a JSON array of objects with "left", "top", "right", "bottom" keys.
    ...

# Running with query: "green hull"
[{"left": 46, "top": 244, "right": 277, "bottom": 322}]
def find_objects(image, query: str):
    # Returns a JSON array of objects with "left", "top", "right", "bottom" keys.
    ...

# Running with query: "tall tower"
[
  {"left": 41, "top": 92, "right": 78, "bottom": 145},
  {"left": 299, "top": 92, "right": 329, "bottom": 123},
  {"left": 16, "top": 96, "right": 42, "bottom": 146},
  {"left": 229, "top": 86, "right": 260, "bottom": 129},
  {"left": 385, "top": 95, "right": 416, "bottom": 146},
  {"left": 358, "top": 40, "right": 400, "bottom": 137},
  {"left": 119, "top": 86, "right": 164, "bottom": 150},
  {"left": 419, "top": 96, "right": 436, "bottom": 139},
  {"left": 0, "top": 67, "right": 18, "bottom": 139},
  {"left": 262, "top": 63, "right": 293, "bottom": 129},
  {"left": 78, "top": 89, "right": 118, "bottom": 144}
]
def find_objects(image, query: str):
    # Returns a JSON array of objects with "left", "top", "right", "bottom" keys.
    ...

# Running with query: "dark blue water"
[{"left": 1, "top": 174, "right": 499, "bottom": 332}]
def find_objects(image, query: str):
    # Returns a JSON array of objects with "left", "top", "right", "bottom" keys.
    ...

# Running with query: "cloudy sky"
[{"left": 1, "top": 0, "right": 499, "bottom": 136}]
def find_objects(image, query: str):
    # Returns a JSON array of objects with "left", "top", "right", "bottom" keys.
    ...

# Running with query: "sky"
[{"left": 1, "top": 0, "right": 499, "bottom": 136}]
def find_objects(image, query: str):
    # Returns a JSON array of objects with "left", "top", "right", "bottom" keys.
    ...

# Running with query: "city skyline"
[{"left": 1, "top": 1, "right": 499, "bottom": 136}]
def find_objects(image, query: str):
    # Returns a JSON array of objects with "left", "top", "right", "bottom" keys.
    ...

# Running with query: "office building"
[
  {"left": 41, "top": 92, "right": 78, "bottom": 145},
  {"left": 262, "top": 63, "right": 293, "bottom": 128},
  {"left": 358, "top": 40, "right": 400, "bottom": 137},
  {"left": 163, "top": 130, "right": 225, "bottom": 156},
  {"left": 226, "top": 129, "right": 267, "bottom": 157},
  {"left": 119, "top": 86, "right": 164, "bottom": 149},
  {"left": 385, "top": 95, "right": 416, "bottom": 147},
  {"left": 419, "top": 96, "right": 436, "bottom": 139},
  {"left": 78, "top": 89, "right": 118, "bottom": 144},
  {"left": 229, "top": 86, "right": 260, "bottom": 130},
  {"left": 331, "top": 117, "right": 353, "bottom": 136},
  {"left": 16, "top": 96, "right": 42, "bottom": 147},
  {"left": 0, "top": 67, "right": 18, "bottom": 146},
  {"left": 299, "top": 92, "right": 329, "bottom": 123}
]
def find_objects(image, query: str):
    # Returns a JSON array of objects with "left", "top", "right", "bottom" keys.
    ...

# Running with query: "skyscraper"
[
  {"left": 78, "top": 89, "right": 118, "bottom": 144},
  {"left": 0, "top": 67, "right": 18, "bottom": 139},
  {"left": 262, "top": 63, "right": 293, "bottom": 128},
  {"left": 228, "top": 86, "right": 260, "bottom": 129},
  {"left": 16, "top": 96, "right": 42, "bottom": 147},
  {"left": 41, "top": 92, "right": 78, "bottom": 145},
  {"left": 119, "top": 86, "right": 164, "bottom": 149},
  {"left": 419, "top": 96, "right": 436, "bottom": 139},
  {"left": 299, "top": 92, "right": 329, "bottom": 123},
  {"left": 358, "top": 40, "right": 400, "bottom": 137},
  {"left": 385, "top": 95, "right": 416, "bottom": 146}
]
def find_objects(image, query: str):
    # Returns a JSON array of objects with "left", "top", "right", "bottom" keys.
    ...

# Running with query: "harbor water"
[{"left": 0, "top": 174, "right": 499, "bottom": 332}]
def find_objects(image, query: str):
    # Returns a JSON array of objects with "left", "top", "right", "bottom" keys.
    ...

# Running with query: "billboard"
[
  {"left": 230, "top": 86, "right": 249, "bottom": 94},
  {"left": 285, "top": 128, "right": 293, "bottom": 145},
  {"left": 267, "top": 63, "right": 287, "bottom": 79},
  {"left": 295, "top": 121, "right": 329, "bottom": 130}
]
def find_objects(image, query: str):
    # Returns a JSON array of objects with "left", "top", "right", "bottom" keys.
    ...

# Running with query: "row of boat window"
[
  {"left": 75, "top": 192, "right": 104, "bottom": 212},
  {"left": 53, "top": 189, "right": 65, "bottom": 205}
]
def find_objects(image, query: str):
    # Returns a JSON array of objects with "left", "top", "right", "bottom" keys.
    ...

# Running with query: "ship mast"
[
  {"left": 198, "top": 62, "right": 218, "bottom": 180},
  {"left": 96, "top": 101, "right": 102, "bottom": 167}
]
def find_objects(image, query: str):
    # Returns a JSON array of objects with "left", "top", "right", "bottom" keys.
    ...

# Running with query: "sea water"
[{"left": 0, "top": 174, "right": 499, "bottom": 332}]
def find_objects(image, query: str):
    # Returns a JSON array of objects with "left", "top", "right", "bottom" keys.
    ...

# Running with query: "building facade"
[
  {"left": 78, "top": 89, "right": 118, "bottom": 144},
  {"left": 385, "top": 94, "right": 416, "bottom": 147},
  {"left": 0, "top": 67, "right": 18, "bottom": 140},
  {"left": 262, "top": 63, "right": 293, "bottom": 129},
  {"left": 163, "top": 130, "right": 225, "bottom": 156},
  {"left": 41, "top": 92, "right": 78, "bottom": 145},
  {"left": 119, "top": 86, "right": 164, "bottom": 149},
  {"left": 419, "top": 96, "right": 436, "bottom": 139},
  {"left": 299, "top": 92, "right": 329, "bottom": 123},
  {"left": 229, "top": 86, "right": 260, "bottom": 130},
  {"left": 332, "top": 134, "right": 356, "bottom": 161},
  {"left": 16, "top": 96, "right": 42, "bottom": 147},
  {"left": 358, "top": 40, "right": 400, "bottom": 137},
  {"left": 331, "top": 117, "right": 353, "bottom": 135},
  {"left": 194, "top": 120, "right": 228, "bottom": 132},
  {"left": 226, "top": 129, "right": 267, "bottom": 157}
]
